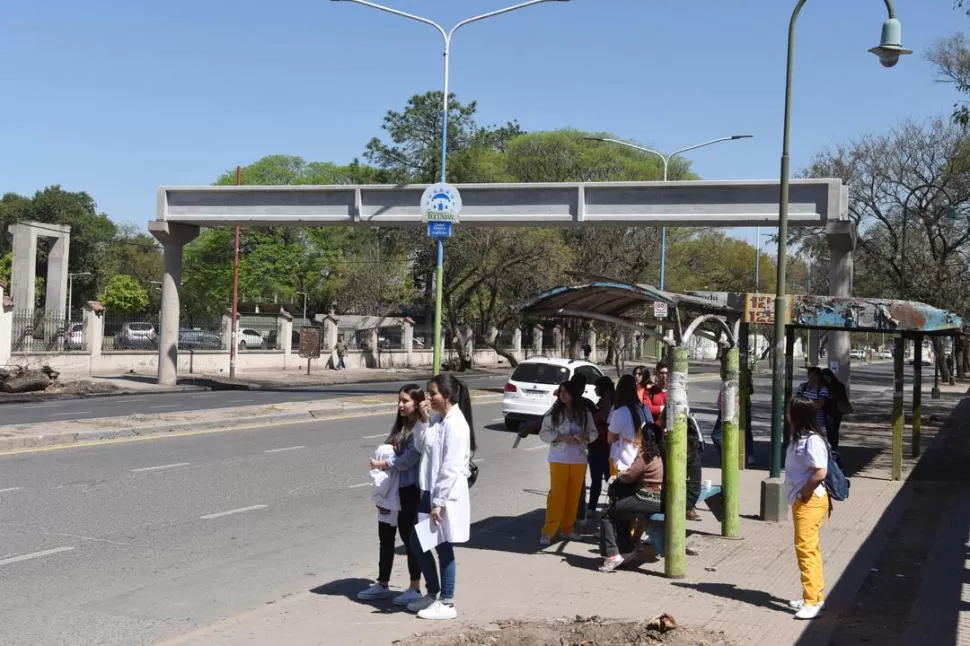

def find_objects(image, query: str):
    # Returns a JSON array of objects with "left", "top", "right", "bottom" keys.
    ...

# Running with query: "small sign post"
[
  {"left": 422, "top": 183, "right": 462, "bottom": 238},
  {"left": 298, "top": 326, "right": 322, "bottom": 375},
  {"left": 653, "top": 301, "right": 668, "bottom": 319}
]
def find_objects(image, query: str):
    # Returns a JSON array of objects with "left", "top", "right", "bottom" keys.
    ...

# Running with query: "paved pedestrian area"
[{"left": 159, "top": 385, "right": 970, "bottom": 646}]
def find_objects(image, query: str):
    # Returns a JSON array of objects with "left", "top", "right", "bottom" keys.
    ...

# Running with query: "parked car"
[
  {"left": 849, "top": 348, "right": 865, "bottom": 360},
  {"left": 264, "top": 329, "right": 300, "bottom": 350},
  {"left": 64, "top": 322, "right": 85, "bottom": 350},
  {"left": 879, "top": 349, "right": 893, "bottom": 359},
  {"left": 114, "top": 322, "right": 158, "bottom": 350},
  {"left": 238, "top": 328, "right": 266, "bottom": 349},
  {"left": 501, "top": 357, "right": 603, "bottom": 431},
  {"left": 178, "top": 328, "right": 222, "bottom": 350}
]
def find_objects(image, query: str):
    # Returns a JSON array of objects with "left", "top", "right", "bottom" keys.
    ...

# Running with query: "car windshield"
[{"left": 511, "top": 363, "right": 569, "bottom": 385}]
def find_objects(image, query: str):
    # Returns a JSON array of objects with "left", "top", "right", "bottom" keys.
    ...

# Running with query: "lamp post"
[
  {"left": 766, "top": 0, "right": 910, "bottom": 500},
  {"left": 754, "top": 229, "right": 773, "bottom": 292},
  {"left": 296, "top": 290, "right": 309, "bottom": 323},
  {"left": 333, "top": 0, "right": 570, "bottom": 375},
  {"left": 584, "top": 135, "right": 752, "bottom": 290},
  {"left": 67, "top": 271, "right": 92, "bottom": 322}
]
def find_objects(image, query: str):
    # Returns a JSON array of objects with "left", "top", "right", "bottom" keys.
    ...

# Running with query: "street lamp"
[
  {"left": 332, "top": 0, "right": 571, "bottom": 375},
  {"left": 584, "top": 135, "right": 752, "bottom": 290},
  {"left": 67, "top": 272, "right": 92, "bottom": 322},
  {"left": 767, "top": 0, "right": 910, "bottom": 496},
  {"left": 296, "top": 290, "right": 309, "bottom": 323},
  {"left": 754, "top": 228, "right": 773, "bottom": 292}
]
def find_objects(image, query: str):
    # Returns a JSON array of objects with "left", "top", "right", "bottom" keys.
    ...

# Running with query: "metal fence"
[
  {"left": 103, "top": 312, "right": 160, "bottom": 351},
  {"left": 238, "top": 314, "right": 280, "bottom": 351},
  {"left": 11, "top": 309, "right": 82, "bottom": 353}
]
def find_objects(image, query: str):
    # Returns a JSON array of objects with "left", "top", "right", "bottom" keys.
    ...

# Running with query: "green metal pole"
[
  {"left": 912, "top": 334, "right": 922, "bottom": 458},
  {"left": 432, "top": 242, "right": 444, "bottom": 375},
  {"left": 770, "top": 0, "right": 806, "bottom": 481},
  {"left": 892, "top": 336, "right": 905, "bottom": 480},
  {"left": 664, "top": 345, "right": 689, "bottom": 579},
  {"left": 722, "top": 347, "right": 740, "bottom": 538},
  {"left": 738, "top": 323, "right": 750, "bottom": 470}
]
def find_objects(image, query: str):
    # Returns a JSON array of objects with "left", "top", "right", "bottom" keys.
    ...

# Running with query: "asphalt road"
[
  {"left": 0, "top": 363, "right": 722, "bottom": 426},
  {"left": 0, "top": 363, "right": 911, "bottom": 645}
]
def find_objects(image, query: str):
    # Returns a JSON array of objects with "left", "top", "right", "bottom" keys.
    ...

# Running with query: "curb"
[{"left": 0, "top": 394, "right": 505, "bottom": 454}]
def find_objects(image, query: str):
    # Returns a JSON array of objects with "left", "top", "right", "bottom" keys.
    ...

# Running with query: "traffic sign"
[
  {"left": 427, "top": 221, "right": 453, "bottom": 238},
  {"left": 653, "top": 301, "right": 668, "bottom": 319},
  {"left": 421, "top": 183, "right": 463, "bottom": 224}
]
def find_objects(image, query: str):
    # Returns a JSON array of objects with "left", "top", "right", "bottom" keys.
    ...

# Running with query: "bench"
[{"left": 644, "top": 484, "right": 722, "bottom": 558}]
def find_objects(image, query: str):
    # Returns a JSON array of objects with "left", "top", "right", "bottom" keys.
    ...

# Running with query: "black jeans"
[
  {"left": 600, "top": 494, "right": 662, "bottom": 557},
  {"left": 587, "top": 450, "right": 610, "bottom": 512},
  {"left": 826, "top": 413, "right": 842, "bottom": 451},
  {"left": 378, "top": 484, "right": 421, "bottom": 583}
]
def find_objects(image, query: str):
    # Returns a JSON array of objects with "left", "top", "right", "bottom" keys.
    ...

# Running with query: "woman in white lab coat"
[{"left": 405, "top": 373, "right": 475, "bottom": 621}]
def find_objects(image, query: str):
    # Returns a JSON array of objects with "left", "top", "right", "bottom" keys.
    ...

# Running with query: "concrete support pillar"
[
  {"left": 277, "top": 310, "right": 293, "bottom": 369},
  {"left": 220, "top": 311, "right": 234, "bottom": 352},
  {"left": 532, "top": 324, "right": 543, "bottom": 357},
  {"left": 552, "top": 324, "right": 563, "bottom": 357},
  {"left": 486, "top": 324, "right": 498, "bottom": 346},
  {"left": 0, "top": 281, "right": 12, "bottom": 367},
  {"left": 9, "top": 224, "right": 38, "bottom": 314},
  {"left": 45, "top": 235, "right": 70, "bottom": 319},
  {"left": 402, "top": 317, "right": 415, "bottom": 366},
  {"left": 321, "top": 312, "right": 339, "bottom": 367},
  {"left": 149, "top": 221, "right": 199, "bottom": 386},
  {"left": 826, "top": 221, "right": 856, "bottom": 397},
  {"left": 587, "top": 328, "right": 597, "bottom": 363},
  {"left": 83, "top": 302, "right": 104, "bottom": 375},
  {"left": 512, "top": 327, "right": 522, "bottom": 353}
]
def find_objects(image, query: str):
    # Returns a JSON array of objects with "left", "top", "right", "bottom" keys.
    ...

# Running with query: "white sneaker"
[
  {"left": 538, "top": 535, "right": 551, "bottom": 547},
  {"left": 406, "top": 594, "right": 437, "bottom": 613},
  {"left": 789, "top": 599, "right": 825, "bottom": 612},
  {"left": 393, "top": 589, "right": 423, "bottom": 607},
  {"left": 599, "top": 554, "right": 624, "bottom": 573},
  {"left": 417, "top": 599, "right": 457, "bottom": 620},
  {"left": 794, "top": 603, "right": 823, "bottom": 620},
  {"left": 356, "top": 583, "right": 391, "bottom": 601}
]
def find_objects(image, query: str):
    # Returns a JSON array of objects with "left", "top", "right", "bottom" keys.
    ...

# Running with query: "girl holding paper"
[{"left": 406, "top": 373, "right": 476, "bottom": 621}]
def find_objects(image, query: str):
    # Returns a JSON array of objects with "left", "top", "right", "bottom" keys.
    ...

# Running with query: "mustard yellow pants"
[
  {"left": 793, "top": 492, "right": 828, "bottom": 605},
  {"left": 542, "top": 462, "right": 587, "bottom": 538}
]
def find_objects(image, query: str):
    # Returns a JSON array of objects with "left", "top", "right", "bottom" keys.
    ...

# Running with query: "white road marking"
[
  {"left": 264, "top": 445, "right": 305, "bottom": 454},
  {"left": 125, "top": 398, "right": 147, "bottom": 403},
  {"left": 0, "top": 487, "right": 22, "bottom": 493},
  {"left": 45, "top": 531, "right": 129, "bottom": 546},
  {"left": 0, "top": 546, "right": 74, "bottom": 566},
  {"left": 525, "top": 445, "right": 547, "bottom": 452},
  {"left": 362, "top": 433, "right": 387, "bottom": 439},
  {"left": 228, "top": 399, "right": 255, "bottom": 403},
  {"left": 131, "top": 462, "right": 190, "bottom": 473},
  {"left": 200, "top": 504, "right": 267, "bottom": 520},
  {"left": 150, "top": 404, "right": 179, "bottom": 410},
  {"left": 348, "top": 483, "right": 370, "bottom": 489},
  {"left": 51, "top": 411, "right": 88, "bottom": 416}
]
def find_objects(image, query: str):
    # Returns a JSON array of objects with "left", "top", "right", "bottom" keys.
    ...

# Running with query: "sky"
[{"left": 0, "top": 0, "right": 965, "bottom": 248}]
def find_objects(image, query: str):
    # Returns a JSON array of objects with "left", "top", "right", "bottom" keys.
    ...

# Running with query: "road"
[{"left": 0, "top": 363, "right": 723, "bottom": 426}]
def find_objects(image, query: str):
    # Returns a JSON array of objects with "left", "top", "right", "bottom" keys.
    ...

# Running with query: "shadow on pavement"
[
  {"left": 310, "top": 577, "right": 374, "bottom": 601},
  {"left": 671, "top": 582, "right": 791, "bottom": 613},
  {"left": 462, "top": 509, "right": 547, "bottom": 555}
]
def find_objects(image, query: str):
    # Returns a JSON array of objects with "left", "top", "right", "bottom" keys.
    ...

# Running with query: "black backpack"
[{"left": 819, "top": 435, "right": 849, "bottom": 501}]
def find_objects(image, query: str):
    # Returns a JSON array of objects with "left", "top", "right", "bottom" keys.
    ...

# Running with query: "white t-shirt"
[
  {"left": 784, "top": 434, "right": 828, "bottom": 506},
  {"left": 607, "top": 403, "right": 652, "bottom": 472}
]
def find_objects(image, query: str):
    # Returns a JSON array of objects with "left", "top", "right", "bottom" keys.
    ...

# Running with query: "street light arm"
[
  {"left": 449, "top": 0, "right": 565, "bottom": 39},
  {"left": 584, "top": 137, "right": 666, "bottom": 164},
  {"left": 333, "top": 0, "right": 447, "bottom": 41},
  {"left": 668, "top": 135, "right": 753, "bottom": 160}
]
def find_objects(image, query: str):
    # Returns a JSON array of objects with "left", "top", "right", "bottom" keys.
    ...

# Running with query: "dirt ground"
[{"left": 395, "top": 615, "right": 735, "bottom": 646}]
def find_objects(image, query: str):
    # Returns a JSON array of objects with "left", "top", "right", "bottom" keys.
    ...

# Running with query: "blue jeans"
[{"left": 410, "top": 490, "right": 457, "bottom": 601}]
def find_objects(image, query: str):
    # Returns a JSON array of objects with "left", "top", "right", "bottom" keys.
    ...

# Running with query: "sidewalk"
[{"left": 156, "top": 385, "right": 970, "bottom": 646}]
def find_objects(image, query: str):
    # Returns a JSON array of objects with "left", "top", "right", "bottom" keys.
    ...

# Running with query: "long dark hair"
[
  {"left": 640, "top": 424, "right": 663, "bottom": 462},
  {"left": 594, "top": 376, "right": 615, "bottom": 409},
  {"left": 789, "top": 395, "right": 823, "bottom": 441},
  {"left": 614, "top": 374, "right": 645, "bottom": 436},
  {"left": 551, "top": 380, "right": 587, "bottom": 430},
  {"left": 428, "top": 372, "right": 477, "bottom": 452},
  {"left": 390, "top": 383, "right": 425, "bottom": 444}
]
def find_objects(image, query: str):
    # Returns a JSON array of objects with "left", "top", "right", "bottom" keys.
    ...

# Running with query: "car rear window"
[
  {"left": 511, "top": 363, "right": 569, "bottom": 385},
  {"left": 129, "top": 323, "right": 154, "bottom": 331}
]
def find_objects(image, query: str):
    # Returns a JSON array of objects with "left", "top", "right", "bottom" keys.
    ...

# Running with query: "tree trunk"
[
  {"left": 958, "top": 335, "right": 968, "bottom": 380},
  {"left": 932, "top": 337, "right": 950, "bottom": 382},
  {"left": 2, "top": 372, "right": 51, "bottom": 393},
  {"left": 485, "top": 341, "right": 519, "bottom": 368}
]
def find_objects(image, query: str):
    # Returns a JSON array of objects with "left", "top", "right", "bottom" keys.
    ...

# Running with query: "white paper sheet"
[{"left": 414, "top": 517, "right": 444, "bottom": 552}]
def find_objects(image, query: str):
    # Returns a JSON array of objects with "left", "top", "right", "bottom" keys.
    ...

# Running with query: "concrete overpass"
[{"left": 149, "top": 179, "right": 854, "bottom": 385}]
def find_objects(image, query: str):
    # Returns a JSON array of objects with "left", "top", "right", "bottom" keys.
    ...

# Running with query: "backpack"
[{"left": 818, "top": 435, "right": 849, "bottom": 501}]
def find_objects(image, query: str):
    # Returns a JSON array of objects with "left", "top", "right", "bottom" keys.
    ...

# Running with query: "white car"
[
  {"left": 501, "top": 357, "right": 604, "bottom": 431},
  {"left": 238, "top": 328, "right": 266, "bottom": 349}
]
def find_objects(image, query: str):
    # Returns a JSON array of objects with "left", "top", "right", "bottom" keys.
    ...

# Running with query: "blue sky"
[{"left": 0, "top": 0, "right": 964, "bottom": 246}]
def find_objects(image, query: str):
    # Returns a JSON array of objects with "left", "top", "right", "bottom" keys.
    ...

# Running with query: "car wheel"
[
  {"left": 504, "top": 417, "right": 520, "bottom": 432},
  {"left": 239, "top": 341, "right": 247, "bottom": 350}
]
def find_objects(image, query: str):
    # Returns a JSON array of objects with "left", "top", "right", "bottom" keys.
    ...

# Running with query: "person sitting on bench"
[{"left": 599, "top": 429, "right": 664, "bottom": 572}]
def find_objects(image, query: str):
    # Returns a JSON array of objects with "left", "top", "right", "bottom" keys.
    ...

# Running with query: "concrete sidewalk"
[{"left": 155, "top": 385, "right": 970, "bottom": 646}]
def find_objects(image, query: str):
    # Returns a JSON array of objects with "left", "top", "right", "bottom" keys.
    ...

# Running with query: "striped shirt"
[{"left": 795, "top": 383, "right": 829, "bottom": 427}]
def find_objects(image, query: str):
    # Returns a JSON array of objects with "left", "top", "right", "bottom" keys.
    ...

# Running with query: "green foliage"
[
  {"left": 664, "top": 231, "right": 778, "bottom": 293},
  {"left": 102, "top": 274, "right": 149, "bottom": 313},
  {"left": 0, "top": 252, "right": 10, "bottom": 284}
]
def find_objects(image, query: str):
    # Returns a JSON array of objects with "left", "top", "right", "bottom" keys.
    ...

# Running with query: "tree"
[
  {"left": 928, "top": 33, "right": 970, "bottom": 127},
  {"left": 665, "top": 231, "right": 778, "bottom": 293},
  {"left": 803, "top": 118, "right": 970, "bottom": 380},
  {"left": 102, "top": 274, "right": 149, "bottom": 313},
  {"left": 98, "top": 225, "right": 164, "bottom": 310},
  {"left": 0, "top": 252, "right": 10, "bottom": 284}
]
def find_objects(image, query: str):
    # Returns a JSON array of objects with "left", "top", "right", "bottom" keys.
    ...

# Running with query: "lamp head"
[{"left": 868, "top": 18, "right": 912, "bottom": 68}]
